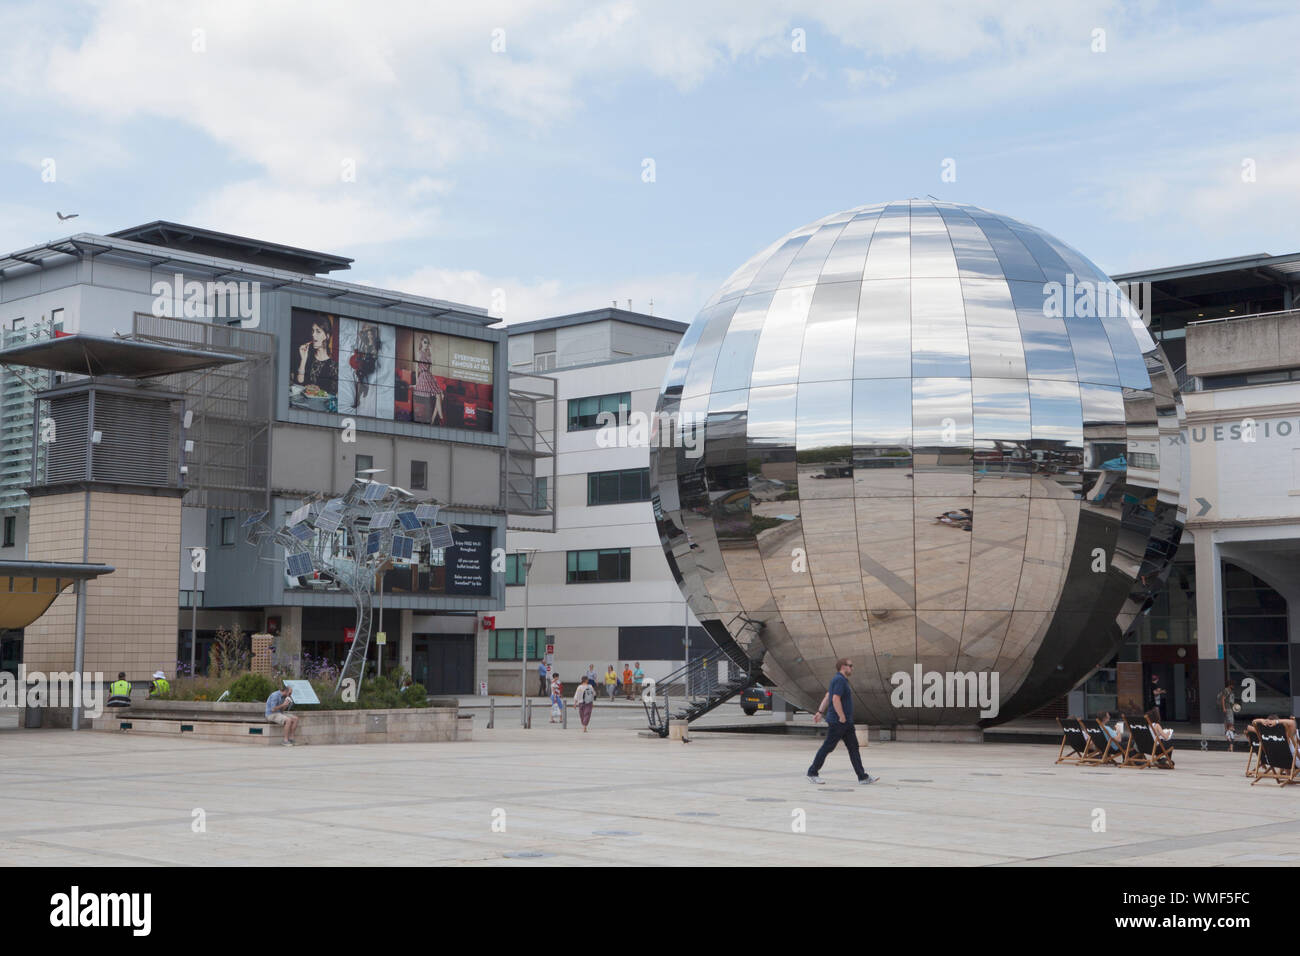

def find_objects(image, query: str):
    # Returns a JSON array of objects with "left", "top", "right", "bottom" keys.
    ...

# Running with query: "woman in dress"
[
  {"left": 414, "top": 336, "right": 445, "bottom": 424},
  {"left": 348, "top": 323, "right": 380, "bottom": 412},
  {"left": 573, "top": 676, "right": 596, "bottom": 732},
  {"left": 549, "top": 673, "right": 564, "bottom": 723},
  {"left": 296, "top": 316, "right": 338, "bottom": 394}
]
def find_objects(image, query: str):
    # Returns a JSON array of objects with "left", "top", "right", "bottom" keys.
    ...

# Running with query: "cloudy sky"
[{"left": 2, "top": 0, "right": 1297, "bottom": 324}]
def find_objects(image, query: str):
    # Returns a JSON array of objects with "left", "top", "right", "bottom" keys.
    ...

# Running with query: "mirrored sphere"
[{"left": 651, "top": 201, "right": 1185, "bottom": 727}]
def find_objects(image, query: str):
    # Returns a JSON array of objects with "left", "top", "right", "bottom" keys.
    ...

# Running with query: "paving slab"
[{"left": 2, "top": 719, "right": 1298, "bottom": 866}]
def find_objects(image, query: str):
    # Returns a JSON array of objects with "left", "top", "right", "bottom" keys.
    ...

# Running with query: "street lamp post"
[{"left": 519, "top": 549, "right": 537, "bottom": 727}]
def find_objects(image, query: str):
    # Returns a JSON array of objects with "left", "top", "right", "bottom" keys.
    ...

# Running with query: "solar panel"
[
  {"left": 315, "top": 510, "right": 343, "bottom": 533},
  {"left": 391, "top": 535, "right": 414, "bottom": 560},
  {"left": 414, "top": 504, "right": 440, "bottom": 521},
  {"left": 289, "top": 523, "right": 314, "bottom": 542},
  {"left": 366, "top": 531, "right": 381, "bottom": 556},
  {"left": 285, "top": 552, "right": 314, "bottom": 577},
  {"left": 426, "top": 525, "right": 454, "bottom": 550},
  {"left": 362, "top": 482, "right": 389, "bottom": 501},
  {"left": 397, "top": 511, "right": 421, "bottom": 531},
  {"left": 242, "top": 511, "right": 268, "bottom": 528},
  {"left": 288, "top": 503, "right": 311, "bottom": 526},
  {"left": 323, "top": 498, "right": 344, "bottom": 512},
  {"left": 369, "top": 511, "right": 396, "bottom": 530}
]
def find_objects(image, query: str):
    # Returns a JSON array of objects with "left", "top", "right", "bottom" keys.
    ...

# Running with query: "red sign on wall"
[
  {"left": 343, "top": 627, "right": 356, "bottom": 643},
  {"left": 481, "top": 616, "right": 496, "bottom": 631}
]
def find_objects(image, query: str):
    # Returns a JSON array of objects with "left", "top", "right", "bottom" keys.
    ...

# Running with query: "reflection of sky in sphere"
[{"left": 653, "top": 200, "right": 1183, "bottom": 727}]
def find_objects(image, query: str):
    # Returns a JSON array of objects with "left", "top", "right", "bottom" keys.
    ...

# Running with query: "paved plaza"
[{"left": 3, "top": 707, "right": 1300, "bottom": 867}]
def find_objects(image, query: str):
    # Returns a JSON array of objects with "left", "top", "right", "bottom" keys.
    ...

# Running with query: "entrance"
[{"left": 412, "top": 634, "right": 474, "bottom": 695}]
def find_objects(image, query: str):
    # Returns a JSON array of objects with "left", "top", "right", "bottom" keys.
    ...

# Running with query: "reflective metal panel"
[{"left": 652, "top": 200, "right": 1185, "bottom": 728}]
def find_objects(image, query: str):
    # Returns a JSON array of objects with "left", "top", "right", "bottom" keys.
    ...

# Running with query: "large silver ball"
[{"left": 651, "top": 201, "right": 1184, "bottom": 727}]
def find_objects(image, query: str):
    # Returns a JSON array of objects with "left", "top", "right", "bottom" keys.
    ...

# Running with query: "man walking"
[
  {"left": 623, "top": 663, "right": 635, "bottom": 700},
  {"left": 1149, "top": 672, "right": 1168, "bottom": 722},
  {"left": 807, "top": 658, "right": 877, "bottom": 785},
  {"left": 537, "top": 659, "right": 549, "bottom": 697}
]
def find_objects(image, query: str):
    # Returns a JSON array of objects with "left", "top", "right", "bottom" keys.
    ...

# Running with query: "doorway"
[{"left": 412, "top": 634, "right": 474, "bottom": 695}]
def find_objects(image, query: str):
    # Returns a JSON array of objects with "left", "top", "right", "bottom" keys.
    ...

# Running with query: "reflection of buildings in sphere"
[{"left": 651, "top": 200, "right": 1186, "bottom": 727}]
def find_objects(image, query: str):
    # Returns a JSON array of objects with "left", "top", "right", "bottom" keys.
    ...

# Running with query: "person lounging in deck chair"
[
  {"left": 1082, "top": 712, "right": 1124, "bottom": 766},
  {"left": 1121, "top": 711, "right": 1175, "bottom": 769}
]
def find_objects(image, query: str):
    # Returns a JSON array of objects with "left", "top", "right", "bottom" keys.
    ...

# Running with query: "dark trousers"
[
  {"left": 808, "top": 721, "right": 866, "bottom": 778},
  {"left": 538, "top": 676, "right": 548, "bottom": 696}
]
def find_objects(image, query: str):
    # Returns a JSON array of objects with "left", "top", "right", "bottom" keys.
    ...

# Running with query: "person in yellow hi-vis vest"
[
  {"left": 150, "top": 670, "right": 170, "bottom": 698},
  {"left": 108, "top": 672, "right": 132, "bottom": 708}
]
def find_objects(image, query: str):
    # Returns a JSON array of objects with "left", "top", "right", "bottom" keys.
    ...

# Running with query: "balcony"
[{"left": 1186, "top": 309, "right": 1300, "bottom": 380}]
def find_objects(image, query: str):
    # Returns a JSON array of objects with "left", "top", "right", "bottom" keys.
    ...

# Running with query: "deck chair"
[
  {"left": 1251, "top": 720, "right": 1300, "bottom": 787},
  {"left": 1121, "top": 713, "right": 1175, "bottom": 769},
  {"left": 1055, "top": 717, "right": 1091, "bottom": 764},
  {"left": 1082, "top": 719, "right": 1124, "bottom": 766},
  {"left": 1243, "top": 723, "right": 1261, "bottom": 777}
]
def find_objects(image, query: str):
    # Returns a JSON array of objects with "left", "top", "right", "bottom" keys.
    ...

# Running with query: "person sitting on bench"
[
  {"left": 265, "top": 684, "right": 299, "bottom": 747},
  {"left": 107, "top": 672, "right": 132, "bottom": 708}
]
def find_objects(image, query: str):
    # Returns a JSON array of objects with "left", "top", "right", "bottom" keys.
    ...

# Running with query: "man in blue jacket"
[{"left": 807, "top": 658, "right": 878, "bottom": 785}]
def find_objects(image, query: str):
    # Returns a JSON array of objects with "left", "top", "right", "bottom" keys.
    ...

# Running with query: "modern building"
[
  {"left": 0, "top": 222, "right": 545, "bottom": 694},
  {"left": 493, "top": 309, "right": 712, "bottom": 695},
  {"left": 1077, "top": 253, "right": 1300, "bottom": 733}
]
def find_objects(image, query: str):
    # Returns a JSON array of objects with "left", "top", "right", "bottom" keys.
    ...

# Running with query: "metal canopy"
[
  {"left": 0, "top": 561, "right": 115, "bottom": 630},
  {"left": 0, "top": 335, "right": 244, "bottom": 378}
]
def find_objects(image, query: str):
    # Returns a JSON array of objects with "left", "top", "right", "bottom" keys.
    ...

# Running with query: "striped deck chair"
[
  {"left": 1251, "top": 719, "right": 1300, "bottom": 787},
  {"left": 1082, "top": 719, "right": 1124, "bottom": 766},
  {"left": 1121, "top": 712, "right": 1175, "bottom": 769},
  {"left": 1055, "top": 717, "right": 1091, "bottom": 765}
]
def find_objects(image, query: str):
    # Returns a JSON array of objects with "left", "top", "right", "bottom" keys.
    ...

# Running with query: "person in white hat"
[{"left": 149, "top": 670, "right": 170, "bottom": 698}]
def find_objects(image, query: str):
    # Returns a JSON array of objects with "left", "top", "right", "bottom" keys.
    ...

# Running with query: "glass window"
[
  {"left": 566, "top": 548, "right": 631, "bottom": 583},
  {"left": 410, "top": 460, "right": 427, "bottom": 490},
  {"left": 505, "top": 553, "right": 527, "bottom": 586},
  {"left": 355, "top": 454, "right": 374, "bottom": 476},
  {"left": 533, "top": 476, "right": 548, "bottom": 511},
  {"left": 587, "top": 468, "right": 650, "bottom": 505},
  {"left": 489, "top": 627, "right": 545, "bottom": 660},
  {"left": 2, "top": 516, "right": 14, "bottom": 548},
  {"left": 220, "top": 516, "right": 236, "bottom": 546},
  {"left": 568, "top": 392, "right": 630, "bottom": 431}
]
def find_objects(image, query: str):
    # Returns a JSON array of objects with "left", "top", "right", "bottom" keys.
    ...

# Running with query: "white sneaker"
[
  {"left": 282, "top": 740, "right": 294, "bottom": 747},
  {"left": 806, "top": 774, "right": 825, "bottom": 785}
]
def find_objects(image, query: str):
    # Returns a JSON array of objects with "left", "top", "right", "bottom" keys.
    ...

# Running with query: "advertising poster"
[
  {"left": 395, "top": 328, "right": 494, "bottom": 431},
  {"left": 288, "top": 310, "right": 340, "bottom": 411},
  {"left": 444, "top": 526, "right": 493, "bottom": 595},
  {"left": 338, "top": 318, "right": 395, "bottom": 419},
  {"left": 289, "top": 307, "right": 493, "bottom": 433}
]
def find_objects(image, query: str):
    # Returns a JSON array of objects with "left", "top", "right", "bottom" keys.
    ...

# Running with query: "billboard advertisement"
[{"left": 289, "top": 307, "right": 494, "bottom": 432}]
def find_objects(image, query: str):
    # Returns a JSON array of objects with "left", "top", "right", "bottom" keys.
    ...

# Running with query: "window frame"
[
  {"left": 410, "top": 459, "right": 427, "bottom": 491},
  {"left": 565, "top": 547, "right": 631, "bottom": 584},
  {"left": 488, "top": 627, "right": 546, "bottom": 661},
  {"left": 566, "top": 392, "right": 631, "bottom": 431},
  {"left": 587, "top": 467, "right": 650, "bottom": 506},
  {"left": 220, "top": 516, "right": 236, "bottom": 546}
]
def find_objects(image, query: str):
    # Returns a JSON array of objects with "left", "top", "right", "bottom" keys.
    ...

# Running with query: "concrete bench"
[{"left": 92, "top": 714, "right": 285, "bottom": 744}]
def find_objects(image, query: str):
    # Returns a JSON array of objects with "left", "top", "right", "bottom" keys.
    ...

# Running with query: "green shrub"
[
  {"left": 403, "top": 682, "right": 430, "bottom": 707},
  {"left": 226, "top": 672, "right": 278, "bottom": 703}
]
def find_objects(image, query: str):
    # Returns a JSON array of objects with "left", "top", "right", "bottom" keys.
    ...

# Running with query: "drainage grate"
[{"left": 504, "top": 851, "right": 552, "bottom": 859}]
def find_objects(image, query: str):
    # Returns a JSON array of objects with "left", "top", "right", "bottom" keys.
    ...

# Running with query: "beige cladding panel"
[{"left": 24, "top": 491, "right": 180, "bottom": 681}]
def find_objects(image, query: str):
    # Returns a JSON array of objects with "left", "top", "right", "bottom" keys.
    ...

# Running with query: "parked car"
[{"left": 740, "top": 685, "right": 773, "bottom": 716}]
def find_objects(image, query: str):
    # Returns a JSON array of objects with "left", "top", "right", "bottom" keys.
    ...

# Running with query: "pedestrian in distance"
[
  {"left": 633, "top": 662, "right": 645, "bottom": 698},
  {"left": 604, "top": 664, "right": 618, "bottom": 701},
  {"left": 549, "top": 673, "right": 564, "bottom": 723},
  {"left": 807, "top": 658, "right": 878, "bottom": 785},
  {"left": 149, "top": 670, "right": 170, "bottom": 698},
  {"left": 623, "top": 663, "right": 634, "bottom": 700},
  {"left": 1149, "top": 673, "right": 1167, "bottom": 722},
  {"left": 537, "top": 659, "right": 549, "bottom": 697},
  {"left": 574, "top": 676, "right": 596, "bottom": 732},
  {"left": 585, "top": 663, "right": 598, "bottom": 690},
  {"left": 1218, "top": 680, "right": 1238, "bottom": 750}
]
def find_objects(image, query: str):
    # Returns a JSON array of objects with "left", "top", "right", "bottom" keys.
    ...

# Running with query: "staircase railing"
[{"left": 644, "top": 613, "right": 766, "bottom": 736}]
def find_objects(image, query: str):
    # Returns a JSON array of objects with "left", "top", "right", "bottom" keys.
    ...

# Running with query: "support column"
[{"left": 1192, "top": 530, "right": 1225, "bottom": 735}]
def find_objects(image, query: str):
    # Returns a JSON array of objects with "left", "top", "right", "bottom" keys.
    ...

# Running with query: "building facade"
[
  {"left": 0, "top": 223, "right": 519, "bottom": 693},
  {"left": 493, "top": 310, "right": 711, "bottom": 695}
]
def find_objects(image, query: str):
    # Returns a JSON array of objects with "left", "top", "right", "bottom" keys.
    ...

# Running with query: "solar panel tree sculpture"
[{"left": 242, "top": 475, "right": 460, "bottom": 695}]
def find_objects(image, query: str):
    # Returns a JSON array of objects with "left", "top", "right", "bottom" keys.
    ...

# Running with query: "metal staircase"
[{"left": 644, "top": 614, "right": 765, "bottom": 737}]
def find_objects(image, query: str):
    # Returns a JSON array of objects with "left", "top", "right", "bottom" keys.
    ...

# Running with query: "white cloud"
[{"left": 368, "top": 264, "right": 719, "bottom": 325}]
